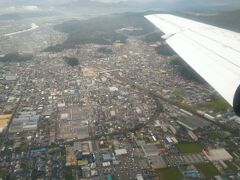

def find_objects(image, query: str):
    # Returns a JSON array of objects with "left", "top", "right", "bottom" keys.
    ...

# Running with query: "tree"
[{"left": 65, "top": 57, "right": 79, "bottom": 67}]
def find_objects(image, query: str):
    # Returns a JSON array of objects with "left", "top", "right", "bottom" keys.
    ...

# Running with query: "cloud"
[
  {"left": 5, "top": 6, "right": 16, "bottom": 11},
  {"left": 22, "top": 5, "right": 40, "bottom": 11},
  {"left": 5, "top": 5, "right": 40, "bottom": 12}
]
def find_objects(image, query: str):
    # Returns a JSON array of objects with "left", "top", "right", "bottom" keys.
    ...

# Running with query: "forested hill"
[
  {"left": 43, "top": 12, "right": 156, "bottom": 52},
  {"left": 43, "top": 9, "right": 240, "bottom": 52},
  {"left": 179, "top": 9, "right": 240, "bottom": 33},
  {"left": 0, "top": 53, "right": 33, "bottom": 63}
]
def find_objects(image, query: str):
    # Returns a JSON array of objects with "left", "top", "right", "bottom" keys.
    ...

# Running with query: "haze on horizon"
[{"left": 1, "top": 0, "right": 240, "bottom": 13}]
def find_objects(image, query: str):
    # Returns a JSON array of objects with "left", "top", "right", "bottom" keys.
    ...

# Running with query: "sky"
[
  {"left": 94, "top": 0, "right": 176, "bottom": 2},
  {"left": 94, "top": 0, "right": 240, "bottom": 5},
  {"left": 1, "top": 0, "right": 240, "bottom": 12},
  {"left": 0, "top": 0, "right": 237, "bottom": 6},
  {"left": 94, "top": 0, "right": 233, "bottom": 2}
]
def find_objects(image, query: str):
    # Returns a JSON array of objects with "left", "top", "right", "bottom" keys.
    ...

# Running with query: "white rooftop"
[
  {"left": 205, "top": 148, "right": 233, "bottom": 161},
  {"left": 115, "top": 148, "right": 127, "bottom": 156}
]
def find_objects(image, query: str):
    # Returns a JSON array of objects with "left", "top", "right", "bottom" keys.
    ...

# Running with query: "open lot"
[
  {"left": 176, "top": 142, "right": 203, "bottom": 154},
  {"left": 159, "top": 167, "right": 183, "bottom": 180},
  {"left": 196, "top": 162, "right": 220, "bottom": 178}
]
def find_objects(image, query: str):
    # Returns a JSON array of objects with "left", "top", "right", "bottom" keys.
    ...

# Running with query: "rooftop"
[
  {"left": 148, "top": 155, "right": 167, "bottom": 169},
  {"left": 204, "top": 148, "right": 233, "bottom": 161},
  {"left": 141, "top": 144, "right": 159, "bottom": 157},
  {"left": 177, "top": 116, "right": 211, "bottom": 131}
]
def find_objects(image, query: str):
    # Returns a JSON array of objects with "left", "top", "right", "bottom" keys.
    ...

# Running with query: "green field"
[
  {"left": 198, "top": 95, "right": 231, "bottom": 112},
  {"left": 196, "top": 163, "right": 220, "bottom": 178},
  {"left": 177, "top": 142, "right": 204, "bottom": 154},
  {"left": 159, "top": 167, "right": 183, "bottom": 180},
  {"left": 174, "top": 90, "right": 185, "bottom": 102},
  {"left": 63, "top": 166, "right": 74, "bottom": 180},
  {"left": 0, "top": 167, "right": 8, "bottom": 178}
]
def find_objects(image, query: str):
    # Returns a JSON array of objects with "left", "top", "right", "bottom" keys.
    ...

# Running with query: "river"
[{"left": 3, "top": 23, "right": 39, "bottom": 37}]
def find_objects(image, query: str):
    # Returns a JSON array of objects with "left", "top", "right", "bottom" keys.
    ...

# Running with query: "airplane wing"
[{"left": 145, "top": 14, "right": 240, "bottom": 115}]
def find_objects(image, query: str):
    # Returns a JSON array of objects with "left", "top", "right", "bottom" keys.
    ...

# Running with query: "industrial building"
[
  {"left": 141, "top": 144, "right": 160, "bottom": 157},
  {"left": 148, "top": 155, "right": 167, "bottom": 169},
  {"left": 103, "top": 154, "right": 115, "bottom": 161},
  {"left": 114, "top": 149, "right": 128, "bottom": 156},
  {"left": 66, "top": 141, "right": 93, "bottom": 166},
  {"left": 177, "top": 116, "right": 211, "bottom": 131},
  {"left": 5, "top": 75, "right": 17, "bottom": 81},
  {"left": 203, "top": 148, "right": 233, "bottom": 161},
  {"left": 0, "top": 114, "right": 12, "bottom": 133},
  {"left": 57, "top": 106, "right": 90, "bottom": 140},
  {"left": 9, "top": 112, "right": 39, "bottom": 133}
]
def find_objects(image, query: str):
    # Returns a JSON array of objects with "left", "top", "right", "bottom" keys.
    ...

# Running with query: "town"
[{"left": 0, "top": 11, "right": 240, "bottom": 180}]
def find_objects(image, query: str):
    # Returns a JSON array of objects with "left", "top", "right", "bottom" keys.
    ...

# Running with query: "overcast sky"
[
  {"left": 1, "top": 0, "right": 239, "bottom": 12},
  {"left": 113, "top": 0, "right": 231, "bottom": 1},
  {"left": 95, "top": 0, "right": 174, "bottom": 2},
  {"left": 1, "top": 0, "right": 237, "bottom": 5}
]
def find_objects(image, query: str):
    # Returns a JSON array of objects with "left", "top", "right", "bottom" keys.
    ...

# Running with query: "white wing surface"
[{"left": 145, "top": 14, "right": 240, "bottom": 115}]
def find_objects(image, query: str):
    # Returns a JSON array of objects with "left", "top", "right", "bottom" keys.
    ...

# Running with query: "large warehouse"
[{"left": 0, "top": 114, "right": 12, "bottom": 133}]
